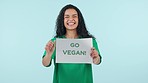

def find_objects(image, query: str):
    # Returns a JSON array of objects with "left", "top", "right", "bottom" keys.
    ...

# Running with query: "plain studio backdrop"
[{"left": 0, "top": 0, "right": 148, "bottom": 83}]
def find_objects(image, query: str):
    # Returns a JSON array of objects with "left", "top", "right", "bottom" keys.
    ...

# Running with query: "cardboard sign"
[{"left": 56, "top": 38, "right": 92, "bottom": 63}]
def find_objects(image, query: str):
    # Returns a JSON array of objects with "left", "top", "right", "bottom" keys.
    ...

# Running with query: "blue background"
[{"left": 0, "top": 0, "right": 148, "bottom": 83}]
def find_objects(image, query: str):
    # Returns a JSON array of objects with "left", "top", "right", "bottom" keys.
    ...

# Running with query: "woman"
[{"left": 42, "top": 4, "right": 102, "bottom": 83}]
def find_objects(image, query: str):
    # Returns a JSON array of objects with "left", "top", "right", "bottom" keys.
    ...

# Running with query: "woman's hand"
[
  {"left": 90, "top": 47, "right": 100, "bottom": 64},
  {"left": 42, "top": 40, "right": 55, "bottom": 67},
  {"left": 45, "top": 41, "right": 55, "bottom": 55}
]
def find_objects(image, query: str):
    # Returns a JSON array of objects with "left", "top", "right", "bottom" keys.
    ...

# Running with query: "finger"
[
  {"left": 91, "top": 47, "right": 95, "bottom": 51},
  {"left": 91, "top": 49, "right": 95, "bottom": 54},
  {"left": 51, "top": 40, "right": 56, "bottom": 49},
  {"left": 46, "top": 41, "right": 53, "bottom": 48},
  {"left": 47, "top": 41, "right": 53, "bottom": 46},
  {"left": 45, "top": 40, "right": 55, "bottom": 52},
  {"left": 46, "top": 43, "right": 52, "bottom": 48},
  {"left": 45, "top": 46, "right": 49, "bottom": 51},
  {"left": 91, "top": 47, "right": 93, "bottom": 49},
  {"left": 91, "top": 54, "right": 95, "bottom": 58},
  {"left": 90, "top": 50, "right": 93, "bottom": 56},
  {"left": 50, "top": 43, "right": 54, "bottom": 47},
  {"left": 90, "top": 51, "right": 95, "bottom": 57},
  {"left": 90, "top": 47, "right": 94, "bottom": 53}
]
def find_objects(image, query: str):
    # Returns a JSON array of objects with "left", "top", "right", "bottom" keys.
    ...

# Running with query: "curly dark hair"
[{"left": 55, "top": 4, "right": 95, "bottom": 38}]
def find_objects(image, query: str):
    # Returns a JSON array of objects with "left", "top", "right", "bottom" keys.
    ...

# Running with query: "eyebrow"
[
  {"left": 64, "top": 14, "right": 78, "bottom": 16},
  {"left": 73, "top": 14, "right": 78, "bottom": 16}
]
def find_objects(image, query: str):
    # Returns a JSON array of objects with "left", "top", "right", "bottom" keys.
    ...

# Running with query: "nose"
[{"left": 69, "top": 16, "right": 74, "bottom": 21}]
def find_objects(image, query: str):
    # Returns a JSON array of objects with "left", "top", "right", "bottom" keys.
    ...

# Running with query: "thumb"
[
  {"left": 53, "top": 40, "right": 56, "bottom": 49},
  {"left": 50, "top": 40, "right": 56, "bottom": 52}
]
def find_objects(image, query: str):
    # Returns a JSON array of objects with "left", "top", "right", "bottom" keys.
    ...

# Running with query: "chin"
[{"left": 66, "top": 25, "right": 78, "bottom": 30}]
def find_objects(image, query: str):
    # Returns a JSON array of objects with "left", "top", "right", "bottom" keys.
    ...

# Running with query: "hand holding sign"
[
  {"left": 90, "top": 47, "right": 99, "bottom": 59},
  {"left": 90, "top": 47, "right": 100, "bottom": 64},
  {"left": 45, "top": 40, "right": 55, "bottom": 55}
]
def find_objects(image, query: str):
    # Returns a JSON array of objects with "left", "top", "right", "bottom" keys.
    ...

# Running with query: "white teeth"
[{"left": 68, "top": 23, "right": 75, "bottom": 26}]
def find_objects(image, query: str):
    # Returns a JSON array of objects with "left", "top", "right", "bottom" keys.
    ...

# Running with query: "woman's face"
[{"left": 64, "top": 9, "right": 78, "bottom": 31}]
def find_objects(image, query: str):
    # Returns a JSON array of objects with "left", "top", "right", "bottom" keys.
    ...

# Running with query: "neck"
[{"left": 65, "top": 30, "right": 78, "bottom": 39}]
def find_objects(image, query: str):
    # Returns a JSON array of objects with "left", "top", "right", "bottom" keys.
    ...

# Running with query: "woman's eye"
[
  {"left": 73, "top": 15, "right": 77, "bottom": 18},
  {"left": 64, "top": 16, "right": 69, "bottom": 18}
]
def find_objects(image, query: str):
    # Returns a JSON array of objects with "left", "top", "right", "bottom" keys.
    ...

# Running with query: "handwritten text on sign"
[{"left": 56, "top": 38, "right": 92, "bottom": 63}]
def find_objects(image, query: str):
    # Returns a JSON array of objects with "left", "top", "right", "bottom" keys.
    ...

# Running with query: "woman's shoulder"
[
  {"left": 50, "top": 35, "right": 65, "bottom": 41},
  {"left": 50, "top": 38, "right": 55, "bottom": 42},
  {"left": 91, "top": 38, "right": 99, "bottom": 46}
]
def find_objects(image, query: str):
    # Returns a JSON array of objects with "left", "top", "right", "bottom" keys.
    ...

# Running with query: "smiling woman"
[{"left": 42, "top": 4, "right": 101, "bottom": 83}]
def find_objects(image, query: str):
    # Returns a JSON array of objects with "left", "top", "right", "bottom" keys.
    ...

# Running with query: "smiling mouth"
[
  {"left": 67, "top": 22, "right": 75, "bottom": 26},
  {"left": 67, "top": 21, "right": 76, "bottom": 26}
]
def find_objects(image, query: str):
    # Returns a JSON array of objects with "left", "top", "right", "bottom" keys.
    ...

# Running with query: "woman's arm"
[{"left": 42, "top": 41, "right": 55, "bottom": 67}]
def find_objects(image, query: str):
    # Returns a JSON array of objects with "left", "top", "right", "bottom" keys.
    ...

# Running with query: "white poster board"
[{"left": 56, "top": 38, "right": 92, "bottom": 64}]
